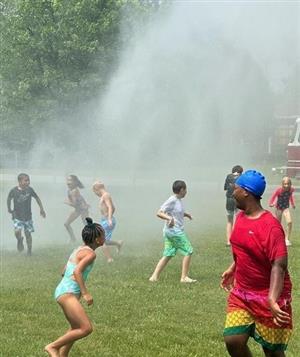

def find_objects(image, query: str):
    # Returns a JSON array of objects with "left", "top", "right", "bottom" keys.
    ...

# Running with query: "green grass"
[{"left": 1, "top": 228, "right": 299, "bottom": 357}]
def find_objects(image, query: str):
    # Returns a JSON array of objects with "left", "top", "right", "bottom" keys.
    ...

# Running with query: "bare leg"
[
  {"left": 149, "top": 256, "right": 172, "bottom": 281},
  {"left": 59, "top": 333, "right": 74, "bottom": 357},
  {"left": 286, "top": 222, "right": 292, "bottom": 242},
  {"left": 180, "top": 255, "right": 196, "bottom": 282},
  {"left": 14, "top": 229, "right": 24, "bottom": 252},
  {"left": 102, "top": 244, "right": 114, "bottom": 263},
  {"left": 263, "top": 347, "right": 285, "bottom": 357},
  {"left": 24, "top": 231, "right": 32, "bottom": 255},
  {"left": 44, "top": 294, "right": 93, "bottom": 356},
  {"left": 64, "top": 211, "right": 80, "bottom": 242},
  {"left": 224, "top": 334, "right": 252, "bottom": 357},
  {"left": 80, "top": 210, "right": 89, "bottom": 225},
  {"left": 105, "top": 239, "right": 123, "bottom": 254},
  {"left": 275, "top": 209, "right": 283, "bottom": 223}
]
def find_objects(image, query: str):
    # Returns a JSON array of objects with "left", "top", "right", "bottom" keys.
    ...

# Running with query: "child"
[
  {"left": 269, "top": 176, "right": 296, "bottom": 246},
  {"left": 64, "top": 175, "right": 89, "bottom": 242},
  {"left": 224, "top": 165, "right": 243, "bottom": 246},
  {"left": 45, "top": 217, "right": 105, "bottom": 357},
  {"left": 7, "top": 173, "right": 46, "bottom": 255},
  {"left": 92, "top": 181, "right": 123, "bottom": 263},
  {"left": 149, "top": 180, "right": 196, "bottom": 283}
]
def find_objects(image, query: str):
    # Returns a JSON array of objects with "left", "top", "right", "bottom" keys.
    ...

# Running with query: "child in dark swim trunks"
[
  {"left": 45, "top": 217, "right": 105, "bottom": 357},
  {"left": 7, "top": 173, "right": 46, "bottom": 255},
  {"left": 269, "top": 176, "right": 296, "bottom": 246},
  {"left": 64, "top": 175, "right": 89, "bottom": 242},
  {"left": 224, "top": 165, "right": 243, "bottom": 246}
]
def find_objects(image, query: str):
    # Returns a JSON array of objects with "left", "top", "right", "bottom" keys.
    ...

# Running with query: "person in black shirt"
[
  {"left": 224, "top": 165, "right": 243, "bottom": 246},
  {"left": 7, "top": 173, "right": 46, "bottom": 255}
]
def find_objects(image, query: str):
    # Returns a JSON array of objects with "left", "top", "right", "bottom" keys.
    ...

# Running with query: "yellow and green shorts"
[
  {"left": 163, "top": 231, "right": 193, "bottom": 257},
  {"left": 224, "top": 289, "right": 293, "bottom": 351}
]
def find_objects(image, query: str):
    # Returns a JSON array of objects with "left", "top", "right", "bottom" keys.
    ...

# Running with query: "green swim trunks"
[{"left": 163, "top": 231, "right": 193, "bottom": 257}]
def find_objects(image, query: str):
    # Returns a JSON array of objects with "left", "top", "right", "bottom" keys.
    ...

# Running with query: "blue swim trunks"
[
  {"left": 13, "top": 219, "right": 34, "bottom": 233},
  {"left": 100, "top": 217, "right": 116, "bottom": 241}
]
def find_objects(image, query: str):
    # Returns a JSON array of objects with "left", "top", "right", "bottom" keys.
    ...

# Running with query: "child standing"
[
  {"left": 64, "top": 175, "right": 89, "bottom": 242},
  {"left": 6, "top": 173, "right": 46, "bottom": 255},
  {"left": 92, "top": 181, "right": 123, "bottom": 263},
  {"left": 45, "top": 217, "right": 105, "bottom": 357},
  {"left": 269, "top": 176, "right": 296, "bottom": 246},
  {"left": 149, "top": 180, "right": 196, "bottom": 283},
  {"left": 224, "top": 165, "right": 243, "bottom": 246}
]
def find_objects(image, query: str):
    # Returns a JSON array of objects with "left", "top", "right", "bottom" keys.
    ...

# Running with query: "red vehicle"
[
  {"left": 273, "top": 117, "right": 300, "bottom": 179},
  {"left": 287, "top": 118, "right": 300, "bottom": 178}
]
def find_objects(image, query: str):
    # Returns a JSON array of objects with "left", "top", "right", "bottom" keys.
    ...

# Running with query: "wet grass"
[{"left": 1, "top": 228, "right": 299, "bottom": 357}]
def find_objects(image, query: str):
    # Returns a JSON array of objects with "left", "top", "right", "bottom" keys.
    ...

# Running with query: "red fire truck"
[{"left": 273, "top": 117, "right": 300, "bottom": 178}]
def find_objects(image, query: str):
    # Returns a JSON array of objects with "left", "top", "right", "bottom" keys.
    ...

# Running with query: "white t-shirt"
[{"left": 160, "top": 195, "right": 184, "bottom": 234}]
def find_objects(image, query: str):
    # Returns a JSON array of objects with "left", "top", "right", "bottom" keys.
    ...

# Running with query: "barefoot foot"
[
  {"left": 180, "top": 276, "right": 197, "bottom": 283},
  {"left": 44, "top": 344, "right": 60, "bottom": 357},
  {"left": 117, "top": 240, "right": 123, "bottom": 254}
]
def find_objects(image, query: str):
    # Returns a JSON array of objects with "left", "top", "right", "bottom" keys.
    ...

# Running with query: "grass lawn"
[{"left": 1, "top": 227, "right": 299, "bottom": 357}]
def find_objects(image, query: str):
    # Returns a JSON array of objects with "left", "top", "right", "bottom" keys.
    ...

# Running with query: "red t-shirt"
[{"left": 230, "top": 210, "right": 292, "bottom": 296}]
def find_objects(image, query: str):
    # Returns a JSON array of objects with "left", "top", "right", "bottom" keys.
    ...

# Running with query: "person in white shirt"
[{"left": 149, "top": 180, "right": 196, "bottom": 283}]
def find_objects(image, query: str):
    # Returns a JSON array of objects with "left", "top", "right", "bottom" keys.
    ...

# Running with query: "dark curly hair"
[{"left": 82, "top": 217, "right": 105, "bottom": 245}]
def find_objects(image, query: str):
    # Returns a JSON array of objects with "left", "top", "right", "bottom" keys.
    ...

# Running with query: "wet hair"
[
  {"left": 232, "top": 165, "right": 243, "bottom": 174},
  {"left": 18, "top": 173, "right": 29, "bottom": 182},
  {"left": 172, "top": 180, "right": 186, "bottom": 194},
  {"left": 82, "top": 217, "right": 105, "bottom": 245},
  {"left": 282, "top": 176, "right": 292, "bottom": 185},
  {"left": 69, "top": 175, "right": 84, "bottom": 189}
]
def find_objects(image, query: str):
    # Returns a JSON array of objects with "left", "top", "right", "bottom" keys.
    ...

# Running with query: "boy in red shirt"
[
  {"left": 221, "top": 170, "right": 292, "bottom": 357},
  {"left": 269, "top": 176, "right": 296, "bottom": 246}
]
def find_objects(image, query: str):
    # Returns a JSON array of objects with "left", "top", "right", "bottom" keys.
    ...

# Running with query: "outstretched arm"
[{"left": 268, "top": 256, "right": 291, "bottom": 326}]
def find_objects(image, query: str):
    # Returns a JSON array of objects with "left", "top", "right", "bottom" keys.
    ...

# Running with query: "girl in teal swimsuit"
[{"left": 45, "top": 218, "right": 105, "bottom": 357}]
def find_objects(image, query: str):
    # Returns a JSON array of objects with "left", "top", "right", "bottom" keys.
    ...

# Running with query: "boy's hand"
[
  {"left": 185, "top": 213, "right": 193, "bottom": 220},
  {"left": 83, "top": 293, "right": 93, "bottom": 306},
  {"left": 40, "top": 209, "right": 46, "bottom": 218},
  {"left": 167, "top": 217, "right": 175, "bottom": 227},
  {"left": 108, "top": 218, "right": 113, "bottom": 228}
]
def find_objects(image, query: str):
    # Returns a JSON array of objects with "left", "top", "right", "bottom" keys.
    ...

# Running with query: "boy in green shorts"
[{"left": 149, "top": 180, "right": 196, "bottom": 283}]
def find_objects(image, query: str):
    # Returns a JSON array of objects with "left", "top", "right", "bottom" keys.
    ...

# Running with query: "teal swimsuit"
[{"left": 54, "top": 246, "right": 94, "bottom": 300}]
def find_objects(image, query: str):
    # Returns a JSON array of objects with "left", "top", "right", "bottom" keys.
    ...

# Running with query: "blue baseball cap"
[{"left": 235, "top": 170, "right": 266, "bottom": 198}]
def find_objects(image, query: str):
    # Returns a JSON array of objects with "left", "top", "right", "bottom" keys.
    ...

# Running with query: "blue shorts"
[
  {"left": 100, "top": 217, "right": 116, "bottom": 241},
  {"left": 13, "top": 219, "right": 34, "bottom": 233},
  {"left": 54, "top": 278, "right": 80, "bottom": 300}
]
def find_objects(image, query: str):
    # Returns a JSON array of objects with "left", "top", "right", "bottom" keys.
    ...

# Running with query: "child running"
[
  {"left": 64, "top": 175, "right": 89, "bottom": 242},
  {"left": 224, "top": 165, "right": 243, "bottom": 246},
  {"left": 149, "top": 180, "right": 196, "bottom": 283},
  {"left": 7, "top": 173, "right": 46, "bottom": 255},
  {"left": 269, "top": 176, "right": 296, "bottom": 246},
  {"left": 45, "top": 217, "right": 105, "bottom": 357},
  {"left": 92, "top": 181, "right": 123, "bottom": 263}
]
